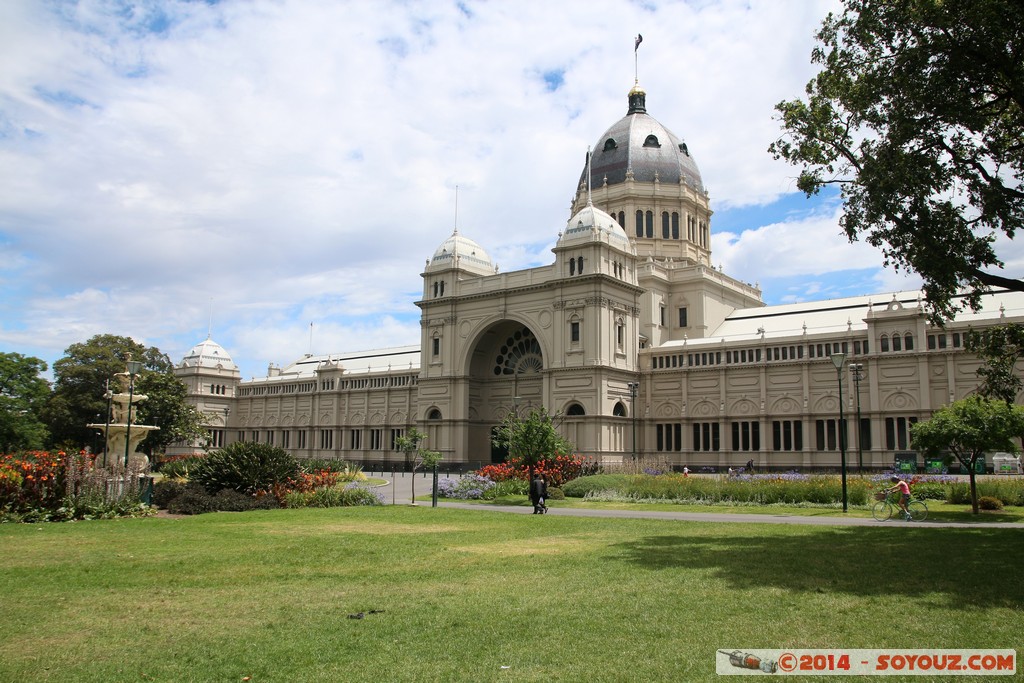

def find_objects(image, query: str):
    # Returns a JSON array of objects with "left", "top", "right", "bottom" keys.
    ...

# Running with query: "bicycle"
[{"left": 872, "top": 490, "right": 928, "bottom": 521}]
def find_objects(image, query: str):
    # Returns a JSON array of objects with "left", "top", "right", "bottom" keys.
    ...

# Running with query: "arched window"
[
  {"left": 880, "top": 335, "right": 890, "bottom": 352},
  {"left": 662, "top": 212, "right": 670, "bottom": 238},
  {"left": 617, "top": 211, "right": 625, "bottom": 227},
  {"left": 566, "top": 403, "right": 586, "bottom": 416},
  {"left": 433, "top": 282, "right": 438, "bottom": 297},
  {"left": 643, "top": 134, "right": 661, "bottom": 148},
  {"left": 672, "top": 212, "right": 680, "bottom": 239},
  {"left": 635, "top": 210, "right": 643, "bottom": 237},
  {"left": 427, "top": 408, "right": 442, "bottom": 420},
  {"left": 569, "top": 258, "right": 575, "bottom": 276},
  {"left": 904, "top": 333, "right": 914, "bottom": 350},
  {"left": 603, "top": 138, "right": 617, "bottom": 151},
  {"left": 645, "top": 211, "right": 653, "bottom": 238},
  {"left": 892, "top": 334, "right": 903, "bottom": 352},
  {"left": 577, "top": 256, "right": 583, "bottom": 274},
  {"left": 613, "top": 402, "right": 627, "bottom": 417}
]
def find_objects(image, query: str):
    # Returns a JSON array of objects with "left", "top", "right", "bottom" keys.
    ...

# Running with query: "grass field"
[{"left": 1, "top": 507, "right": 1021, "bottom": 682}]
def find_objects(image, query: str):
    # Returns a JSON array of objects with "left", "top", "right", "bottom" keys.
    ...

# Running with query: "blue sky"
[{"left": 0, "top": 0, "right": 928, "bottom": 381}]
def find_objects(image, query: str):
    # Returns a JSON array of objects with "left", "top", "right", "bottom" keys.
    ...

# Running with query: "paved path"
[{"left": 365, "top": 470, "right": 1024, "bottom": 528}]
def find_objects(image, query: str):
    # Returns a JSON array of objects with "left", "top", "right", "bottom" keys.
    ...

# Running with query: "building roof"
[
  {"left": 656, "top": 289, "right": 1024, "bottom": 349},
  {"left": 247, "top": 345, "right": 421, "bottom": 383},
  {"left": 581, "top": 84, "right": 703, "bottom": 192},
  {"left": 179, "top": 337, "right": 238, "bottom": 371},
  {"left": 558, "top": 202, "right": 632, "bottom": 251},
  {"left": 425, "top": 230, "right": 497, "bottom": 276}
]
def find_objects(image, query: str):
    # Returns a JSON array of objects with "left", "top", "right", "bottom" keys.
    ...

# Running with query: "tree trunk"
[{"left": 969, "top": 462, "right": 979, "bottom": 514}]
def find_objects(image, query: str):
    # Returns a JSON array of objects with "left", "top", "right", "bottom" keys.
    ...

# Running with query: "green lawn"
[
  {"left": 1, "top": 507, "right": 1021, "bottom": 682},
  {"left": 451, "top": 493, "right": 1024, "bottom": 523}
]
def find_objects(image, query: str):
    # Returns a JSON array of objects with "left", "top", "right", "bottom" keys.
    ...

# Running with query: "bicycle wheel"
[
  {"left": 907, "top": 500, "right": 928, "bottom": 521},
  {"left": 872, "top": 501, "right": 893, "bottom": 521}
]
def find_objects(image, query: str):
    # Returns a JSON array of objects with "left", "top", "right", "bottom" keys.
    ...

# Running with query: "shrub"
[
  {"left": 546, "top": 486, "right": 565, "bottom": 500},
  {"left": 152, "top": 479, "right": 188, "bottom": 508},
  {"left": 284, "top": 483, "right": 383, "bottom": 508},
  {"left": 974, "top": 497, "right": 1007, "bottom": 511},
  {"left": 155, "top": 453, "right": 206, "bottom": 478},
  {"left": 438, "top": 474, "right": 496, "bottom": 500},
  {"left": 978, "top": 496, "right": 1004, "bottom": 511},
  {"left": 488, "top": 478, "right": 529, "bottom": 498},
  {"left": 213, "top": 488, "right": 279, "bottom": 512},
  {"left": 190, "top": 442, "right": 299, "bottom": 495},
  {"left": 167, "top": 486, "right": 219, "bottom": 515},
  {"left": 299, "top": 458, "right": 366, "bottom": 481},
  {"left": 562, "top": 474, "right": 631, "bottom": 498}
]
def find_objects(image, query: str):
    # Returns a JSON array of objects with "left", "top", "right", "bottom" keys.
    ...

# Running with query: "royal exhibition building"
[{"left": 172, "top": 80, "right": 1024, "bottom": 471}]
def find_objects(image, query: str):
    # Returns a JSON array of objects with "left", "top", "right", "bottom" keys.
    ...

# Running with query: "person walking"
[{"left": 530, "top": 472, "right": 548, "bottom": 514}]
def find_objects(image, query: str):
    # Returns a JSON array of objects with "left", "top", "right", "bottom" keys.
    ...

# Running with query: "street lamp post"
[
  {"left": 830, "top": 353, "right": 849, "bottom": 512},
  {"left": 627, "top": 381, "right": 639, "bottom": 461},
  {"left": 850, "top": 363, "right": 865, "bottom": 473},
  {"left": 102, "top": 380, "right": 113, "bottom": 468},
  {"left": 123, "top": 358, "right": 144, "bottom": 470}
]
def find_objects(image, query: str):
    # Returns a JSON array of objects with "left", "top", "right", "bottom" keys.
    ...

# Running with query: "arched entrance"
[{"left": 466, "top": 321, "right": 545, "bottom": 461}]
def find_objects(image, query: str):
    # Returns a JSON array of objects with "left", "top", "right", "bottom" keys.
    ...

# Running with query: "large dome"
[
  {"left": 580, "top": 84, "right": 703, "bottom": 192},
  {"left": 425, "top": 230, "right": 497, "bottom": 276},
  {"left": 180, "top": 337, "right": 237, "bottom": 371}
]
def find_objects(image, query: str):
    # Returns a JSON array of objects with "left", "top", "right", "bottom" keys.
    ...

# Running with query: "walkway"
[{"left": 365, "top": 470, "right": 1024, "bottom": 529}]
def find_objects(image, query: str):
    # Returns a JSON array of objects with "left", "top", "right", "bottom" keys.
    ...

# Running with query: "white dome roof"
[
  {"left": 180, "top": 338, "right": 238, "bottom": 371},
  {"left": 558, "top": 203, "right": 633, "bottom": 251},
  {"left": 425, "top": 230, "right": 497, "bottom": 276}
]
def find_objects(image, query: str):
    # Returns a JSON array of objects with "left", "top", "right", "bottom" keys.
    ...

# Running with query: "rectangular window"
[
  {"left": 656, "top": 424, "right": 683, "bottom": 452},
  {"left": 370, "top": 429, "right": 383, "bottom": 450},
  {"left": 678, "top": 307, "right": 688, "bottom": 328},
  {"left": 251, "top": 430, "right": 259, "bottom": 443},
  {"left": 350, "top": 430, "right": 362, "bottom": 450},
  {"left": 616, "top": 323, "right": 624, "bottom": 348},
  {"left": 211, "top": 430, "right": 224, "bottom": 448},
  {"left": 266, "top": 430, "right": 274, "bottom": 446},
  {"left": 772, "top": 420, "right": 803, "bottom": 451},
  {"left": 320, "top": 429, "right": 333, "bottom": 449},
  {"left": 885, "top": 416, "right": 918, "bottom": 450},
  {"left": 692, "top": 422, "right": 720, "bottom": 451},
  {"left": 815, "top": 419, "right": 847, "bottom": 451},
  {"left": 281, "top": 431, "right": 290, "bottom": 449},
  {"left": 858, "top": 418, "right": 871, "bottom": 451},
  {"left": 432, "top": 337, "right": 440, "bottom": 357},
  {"left": 390, "top": 429, "right": 404, "bottom": 450},
  {"left": 570, "top": 321, "right": 580, "bottom": 343},
  {"left": 297, "top": 430, "right": 306, "bottom": 449},
  {"left": 731, "top": 421, "right": 760, "bottom": 451},
  {"left": 660, "top": 306, "right": 666, "bottom": 327}
]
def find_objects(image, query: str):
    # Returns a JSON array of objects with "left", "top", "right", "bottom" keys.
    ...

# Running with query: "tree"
[
  {"left": 395, "top": 427, "right": 427, "bottom": 505},
  {"left": 0, "top": 352, "right": 51, "bottom": 452},
  {"left": 966, "top": 324, "right": 1024, "bottom": 404},
  {"left": 44, "top": 334, "right": 196, "bottom": 454},
  {"left": 910, "top": 396, "right": 1024, "bottom": 513},
  {"left": 491, "top": 407, "right": 574, "bottom": 480},
  {"left": 770, "top": 0, "right": 1024, "bottom": 322},
  {"left": 135, "top": 371, "right": 209, "bottom": 454}
]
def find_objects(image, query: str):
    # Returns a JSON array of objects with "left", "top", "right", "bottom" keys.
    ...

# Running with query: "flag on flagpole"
[{"left": 634, "top": 34, "right": 643, "bottom": 51}]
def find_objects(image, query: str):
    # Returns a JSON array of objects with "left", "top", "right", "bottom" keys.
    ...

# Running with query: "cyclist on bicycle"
[{"left": 885, "top": 476, "right": 912, "bottom": 520}]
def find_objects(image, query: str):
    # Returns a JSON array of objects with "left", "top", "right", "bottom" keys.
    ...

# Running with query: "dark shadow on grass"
[{"left": 609, "top": 527, "right": 1024, "bottom": 609}]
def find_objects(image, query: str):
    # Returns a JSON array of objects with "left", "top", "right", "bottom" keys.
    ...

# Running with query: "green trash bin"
[
  {"left": 925, "top": 458, "right": 946, "bottom": 474},
  {"left": 894, "top": 452, "right": 917, "bottom": 473},
  {"left": 972, "top": 455, "right": 986, "bottom": 474}
]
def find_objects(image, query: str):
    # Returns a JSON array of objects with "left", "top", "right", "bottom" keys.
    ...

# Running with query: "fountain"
[{"left": 87, "top": 358, "right": 159, "bottom": 472}]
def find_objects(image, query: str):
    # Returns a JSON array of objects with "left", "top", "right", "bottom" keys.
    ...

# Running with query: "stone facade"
[{"left": 173, "top": 82, "right": 1024, "bottom": 470}]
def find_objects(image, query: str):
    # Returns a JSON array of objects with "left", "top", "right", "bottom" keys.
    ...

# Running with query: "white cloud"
[{"left": 2, "top": 0, "right": 873, "bottom": 380}]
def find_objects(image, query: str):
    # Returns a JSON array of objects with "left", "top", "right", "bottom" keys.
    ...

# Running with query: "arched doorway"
[{"left": 466, "top": 321, "right": 545, "bottom": 461}]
